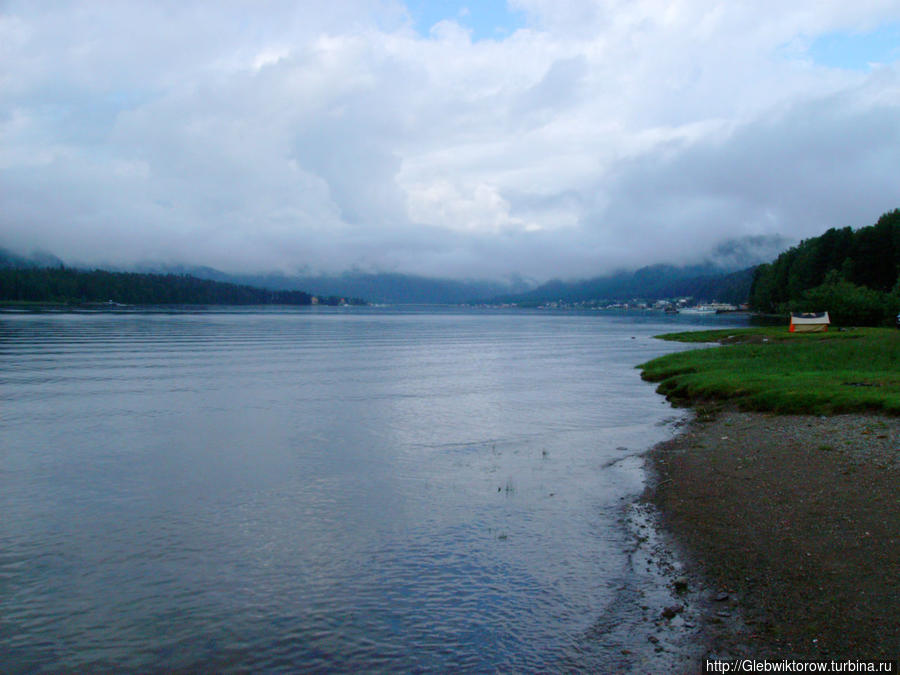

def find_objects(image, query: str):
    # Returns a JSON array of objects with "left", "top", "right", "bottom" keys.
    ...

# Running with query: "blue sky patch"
[
  {"left": 405, "top": 0, "right": 524, "bottom": 41},
  {"left": 808, "top": 22, "right": 900, "bottom": 70}
]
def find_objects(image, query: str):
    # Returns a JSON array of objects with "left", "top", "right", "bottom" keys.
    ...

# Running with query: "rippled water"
[{"left": 0, "top": 307, "right": 744, "bottom": 672}]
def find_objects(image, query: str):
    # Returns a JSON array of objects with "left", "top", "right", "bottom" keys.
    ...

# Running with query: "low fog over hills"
[{"left": 0, "top": 233, "right": 790, "bottom": 304}]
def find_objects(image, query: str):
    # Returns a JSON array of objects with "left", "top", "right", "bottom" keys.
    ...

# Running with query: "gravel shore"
[{"left": 643, "top": 408, "right": 900, "bottom": 665}]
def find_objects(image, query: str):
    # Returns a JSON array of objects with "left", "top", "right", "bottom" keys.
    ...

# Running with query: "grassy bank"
[{"left": 640, "top": 327, "right": 900, "bottom": 415}]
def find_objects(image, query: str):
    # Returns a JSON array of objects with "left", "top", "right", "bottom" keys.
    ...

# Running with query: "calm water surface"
[{"left": 0, "top": 308, "right": 744, "bottom": 672}]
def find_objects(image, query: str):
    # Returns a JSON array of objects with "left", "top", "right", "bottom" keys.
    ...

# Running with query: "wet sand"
[{"left": 643, "top": 408, "right": 900, "bottom": 666}]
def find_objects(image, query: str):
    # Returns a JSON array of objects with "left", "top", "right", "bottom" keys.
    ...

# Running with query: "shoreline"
[{"left": 640, "top": 407, "right": 899, "bottom": 665}]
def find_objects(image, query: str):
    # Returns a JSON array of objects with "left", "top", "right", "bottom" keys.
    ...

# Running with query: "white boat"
[{"left": 680, "top": 303, "right": 737, "bottom": 314}]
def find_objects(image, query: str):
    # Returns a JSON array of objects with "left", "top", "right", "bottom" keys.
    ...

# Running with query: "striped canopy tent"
[{"left": 789, "top": 312, "right": 830, "bottom": 333}]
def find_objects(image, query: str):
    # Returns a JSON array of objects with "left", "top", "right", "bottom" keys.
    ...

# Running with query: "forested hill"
[
  {"left": 0, "top": 267, "right": 362, "bottom": 306},
  {"left": 749, "top": 209, "right": 900, "bottom": 325}
]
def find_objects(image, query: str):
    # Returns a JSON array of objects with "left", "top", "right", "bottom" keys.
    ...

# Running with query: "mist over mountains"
[
  {"left": 496, "top": 234, "right": 791, "bottom": 305},
  {"left": 0, "top": 233, "right": 789, "bottom": 305},
  {"left": 495, "top": 264, "right": 757, "bottom": 306},
  {"left": 0, "top": 248, "right": 64, "bottom": 270},
  {"left": 136, "top": 268, "right": 526, "bottom": 306}
]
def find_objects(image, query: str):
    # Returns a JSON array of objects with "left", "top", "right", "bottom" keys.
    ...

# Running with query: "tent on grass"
[{"left": 789, "top": 312, "right": 830, "bottom": 333}]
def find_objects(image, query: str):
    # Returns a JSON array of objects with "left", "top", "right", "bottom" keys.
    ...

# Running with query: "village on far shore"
[{"left": 475, "top": 297, "right": 746, "bottom": 313}]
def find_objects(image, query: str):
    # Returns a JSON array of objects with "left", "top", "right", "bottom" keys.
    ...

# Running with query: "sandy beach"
[{"left": 643, "top": 407, "right": 900, "bottom": 665}]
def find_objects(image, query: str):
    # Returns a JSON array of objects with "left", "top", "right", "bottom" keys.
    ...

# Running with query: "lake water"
[{"left": 0, "top": 307, "right": 745, "bottom": 672}]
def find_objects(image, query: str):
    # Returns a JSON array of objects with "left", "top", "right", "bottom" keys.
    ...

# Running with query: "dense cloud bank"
[{"left": 2, "top": 1, "right": 899, "bottom": 280}]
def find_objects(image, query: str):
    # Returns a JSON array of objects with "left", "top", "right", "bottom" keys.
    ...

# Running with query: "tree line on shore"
[
  {"left": 0, "top": 267, "right": 363, "bottom": 306},
  {"left": 749, "top": 209, "right": 900, "bottom": 325}
]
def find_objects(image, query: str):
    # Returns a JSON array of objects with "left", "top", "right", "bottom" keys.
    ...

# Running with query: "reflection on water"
[{"left": 0, "top": 308, "right": 743, "bottom": 671}]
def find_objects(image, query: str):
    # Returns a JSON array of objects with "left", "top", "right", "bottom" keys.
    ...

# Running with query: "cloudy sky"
[{"left": 2, "top": 1, "right": 900, "bottom": 280}]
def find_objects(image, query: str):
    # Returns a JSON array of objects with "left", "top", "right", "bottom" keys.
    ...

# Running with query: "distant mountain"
[
  {"left": 488, "top": 263, "right": 757, "bottom": 305},
  {"left": 143, "top": 267, "right": 531, "bottom": 305},
  {"left": 483, "top": 234, "right": 792, "bottom": 306},
  {"left": 144, "top": 235, "right": 785, "bottom": 305},
  {"left": 260, "top": 272, "right": 528, "bottom": 305}
]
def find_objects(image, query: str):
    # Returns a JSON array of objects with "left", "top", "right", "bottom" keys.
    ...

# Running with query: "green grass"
[
  {"left": 655, "top": 326, "right": 876, "bottom": 343},
  {"left": 640, "top": 327, "right": 900, "bottom": 415}
]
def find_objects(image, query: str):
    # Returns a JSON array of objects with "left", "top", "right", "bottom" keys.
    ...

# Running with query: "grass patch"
[
  {"left": 656, "top": 326, "right": 875, "bottom": 344},
  {"left": 640, "top": 327, "right": 900, "bottom": 415}
]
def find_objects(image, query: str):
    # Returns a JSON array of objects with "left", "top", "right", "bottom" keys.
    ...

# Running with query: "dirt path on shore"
[{"left": 644, "top": 409, "right": 900, "bottom": 663}]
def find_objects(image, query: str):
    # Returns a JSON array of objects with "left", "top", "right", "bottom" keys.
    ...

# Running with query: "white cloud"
[
  {"left": 405, "top": 179, "right": 532, "bottom": 233},
  {"left": 2, "top": 0, "right": 900, "bottom": 279}
]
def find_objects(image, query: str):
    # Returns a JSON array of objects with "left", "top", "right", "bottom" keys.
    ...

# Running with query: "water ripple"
[{"left": 0, "top": 308, "right": 743, "bottom": 672}]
